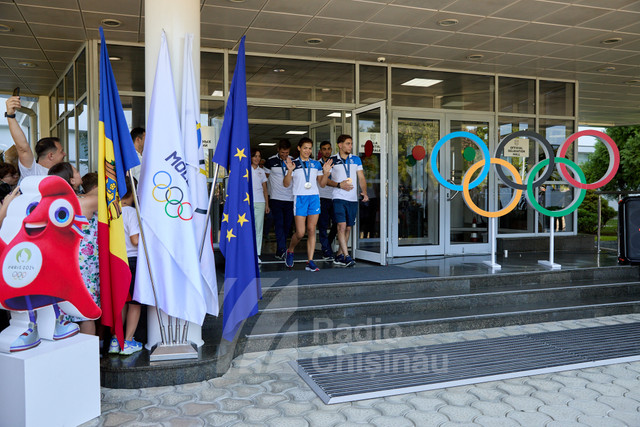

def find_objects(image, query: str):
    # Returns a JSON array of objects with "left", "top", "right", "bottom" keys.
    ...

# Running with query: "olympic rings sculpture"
[
  {"left": 151, "top": 171, "right": 193, "bottom": 221},
  {"left": 430, "top": 129, "right": 619, "bottom": 218}
]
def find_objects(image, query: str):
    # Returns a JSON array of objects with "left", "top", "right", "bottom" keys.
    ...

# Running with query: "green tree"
[
  {"left": 577, "top": 190, "right": 616, "bottom": 234},
  {"left": 582, "top": 125, "right": 640, "bottom": 192}
]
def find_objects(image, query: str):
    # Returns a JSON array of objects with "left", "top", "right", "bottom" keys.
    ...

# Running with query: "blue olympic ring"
[
  {"left": 429, "top": 131, "right": 491, "bottom": 191},
  {"left": 153, "top": 170, "right": 172, "bottom": 189}
]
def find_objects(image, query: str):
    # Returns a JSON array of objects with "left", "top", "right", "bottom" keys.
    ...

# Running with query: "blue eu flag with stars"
[{"left": 212, "top": 36, "right": 262, "bottom": 341}]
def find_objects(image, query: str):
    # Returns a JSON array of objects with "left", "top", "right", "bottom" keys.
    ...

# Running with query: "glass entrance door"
[
  {"left": 443, "top": 116, "right": 493, "bottom": 254},
  {"left": 352, "top": 101, "right": 387, "bottom": 265},
  {"left": 391, "top": 111, "right": 444, "bottom": 256},
  {"left": 390, "top": 112, "right": 495, "bottom": 257}
]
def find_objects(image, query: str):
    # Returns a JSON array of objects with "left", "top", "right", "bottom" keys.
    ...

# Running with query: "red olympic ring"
[
  {"left": 556, "top": 130, "right": 619, "bottom": 190},
  {"left": 178, "top": 202, "right": 194, "bottom": 221}
]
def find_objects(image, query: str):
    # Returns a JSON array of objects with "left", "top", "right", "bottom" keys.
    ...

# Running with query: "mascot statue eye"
[
  {"left": 48, "top": 199, "right": 74, "bottom": 227},
  {"left": 26, "top": 201, "right": 39, "bottom": 216}
]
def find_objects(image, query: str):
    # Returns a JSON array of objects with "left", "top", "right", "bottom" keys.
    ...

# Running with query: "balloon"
[
  {"left": 364, "top": 140, "right": 374, "bottom": 157},
  {"left": 412, "top": 145, "right": 426, "bottom": 161}
]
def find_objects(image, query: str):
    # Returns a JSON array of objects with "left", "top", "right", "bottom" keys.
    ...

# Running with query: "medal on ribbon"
[{"left": 302, "top": 160, "right": 312, "bottom": 189}]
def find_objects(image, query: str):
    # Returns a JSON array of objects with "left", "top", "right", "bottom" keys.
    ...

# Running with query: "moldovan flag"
[
  {"left": 98, "top": 27, "right": 140, "bottom": 348},
  {"left": 212, "top": 36, "right": 262, "bottom": 341},
  {"left": 133, "top": 32, "right": 207, "bottom": 325},
  {"left": 181, "top": 33, "right": 219, "bottom": 317}
]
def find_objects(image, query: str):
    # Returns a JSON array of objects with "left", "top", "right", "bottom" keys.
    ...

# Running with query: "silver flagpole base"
[{"left": 150, "top": 343, "right": 198, "bottom": 362}]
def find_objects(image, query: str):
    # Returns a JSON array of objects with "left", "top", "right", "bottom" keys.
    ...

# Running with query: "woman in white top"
[{"left": 251, "top": 149, "right": 269, "bottom": 264}]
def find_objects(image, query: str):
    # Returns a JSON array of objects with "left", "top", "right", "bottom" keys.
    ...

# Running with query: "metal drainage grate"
[{"left": 289, "top": 323, "right": 640, "bottom": 404}]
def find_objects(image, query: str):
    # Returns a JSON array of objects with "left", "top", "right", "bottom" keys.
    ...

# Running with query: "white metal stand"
[
  {"left": 482, "top": 217, "right": 501, "bottom": 270},
  {"left": 538, "top": 217, "right": 561, "bottom": 269},
  {"left": 145, "top": 308, "right": 200, "bottom": 361}
]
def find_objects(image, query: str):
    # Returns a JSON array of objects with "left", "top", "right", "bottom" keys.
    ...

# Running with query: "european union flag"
[{"left": 212, "top": 36, "right": 262, "bottom": 342}]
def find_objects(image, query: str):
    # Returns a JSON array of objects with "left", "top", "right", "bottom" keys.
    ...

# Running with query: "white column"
[
  {"left": 145, "top": 0, "right": 200, "bottom": 118},
  {"left": 144, "top": 0, "right": 203, "bottom": 348}
]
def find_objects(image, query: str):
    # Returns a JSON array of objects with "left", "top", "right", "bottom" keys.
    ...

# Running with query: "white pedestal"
[{"left": 0, "top": 334, "right": 100, "bottom": 427}]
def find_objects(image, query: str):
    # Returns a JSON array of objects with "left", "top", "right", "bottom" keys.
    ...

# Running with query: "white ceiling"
[{"left": 1, "top": 0, "right": 639, "bottom": 125}]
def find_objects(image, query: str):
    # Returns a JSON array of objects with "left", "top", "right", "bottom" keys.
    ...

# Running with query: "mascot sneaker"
[
  {"left": 10, "top": 322, "right": 41, "bottom": 352},
  {"left": 53, "top": 315, "right": 79, "bottom": 340}
]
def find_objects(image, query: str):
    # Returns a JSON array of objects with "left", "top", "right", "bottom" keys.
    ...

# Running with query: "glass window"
[
  {"left": 49, "top": 91, "right": 57, "bottom": 124},
  {"left": 229, "top": 55, "right": 355, "bottom": 103},
  {"left": 201, "top": 52, "right": 224, "bottom": 97},
  {"left": 315, "top": 109, "right": 347, "bottom": 122},
  {"left": 539, "top": 81, "right": 574, "bottom": 117},
  {"left": 77, "top": 100, "right": 89, "bottom": 175},
  {"left": 201, "top": 100, "right": 225, "bottom": 123},
  {"left": 104, "top": 44, "right": 145, "bottom": 92},
  {"left": 497, "top": 117, "right": 536, "bottom": 234},
  {"left": 248, "top": 105, "right": 311, "bottom": 122},
  {"left": 56, "top": 121, "right": 65, "bottom": 145},
  {"left": 57, "top": 81, "right": 64, "bottom": 117},
  {"left": 537, "top": 181, "right": 576, "bottom": 233},
  {"left": 76, "top": 49, "right": 87, "bottom": 100},
  {"left": 118, "top": 96, "right": 146, "bottom": 130},
  {"left": 392, "top": 68, "right": 494, "bottom": 111},
  {"left": 538, "top": 118, "right": 576, "bottom": 233},
  {"left": 499, "top": 77, "right": 534, "bottom": 114},
  {"left": 65, "top": 69, "right": 74, "bottom": 111},
  {"left": 67, "top": 112, "right": 76, "bottom": 169},
  {"left": 540, "top": 118, "right": 574, "bottom": 159},
  {"left": 359, "top": 64, "right": 386, "bottom": 104}
]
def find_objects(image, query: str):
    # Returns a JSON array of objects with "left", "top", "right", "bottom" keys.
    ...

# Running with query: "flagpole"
[
  {"left": 128, "top": 173, "right": 168, "bottom": 345},
  {"left": 199, "top": 163, "right": 221, "bottom": 260},
  {"left": 184, "top": 161, "right": 220, "bottom": 344}
]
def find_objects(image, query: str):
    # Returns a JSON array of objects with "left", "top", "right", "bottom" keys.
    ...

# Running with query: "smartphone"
[{"left": 12, "top": 87, "right": 20, "bottom": 97}]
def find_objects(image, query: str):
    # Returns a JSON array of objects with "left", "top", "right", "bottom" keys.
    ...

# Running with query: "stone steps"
[
  {"left": 237, "top": 266, "right": 640, "bottom": 353},
  {"left": 101, "top": 263, "right": 640, "bottom": 388}
]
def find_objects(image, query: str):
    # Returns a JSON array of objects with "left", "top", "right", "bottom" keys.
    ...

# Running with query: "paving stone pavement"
[{"left": 82, "top": 314, "right": 640, "bottom": 426}]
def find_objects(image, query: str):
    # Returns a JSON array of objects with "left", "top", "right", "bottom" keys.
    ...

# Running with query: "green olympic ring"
[
  {"left": 165, "top": 199, "right": 181, "bottom": 218},
  {"left": 525, "top": 157, "right": 586, "bottom": 218}
]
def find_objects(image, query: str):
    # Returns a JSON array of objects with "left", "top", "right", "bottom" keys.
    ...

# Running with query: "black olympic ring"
[
  {"left": 494, "top": 131, "right": 556, "bottom": 191},
  {"left": 165, "top": 186, "right": 183, "bottom": 205}
]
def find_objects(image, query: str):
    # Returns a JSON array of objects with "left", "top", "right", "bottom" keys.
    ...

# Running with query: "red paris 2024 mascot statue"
[{"left": 0, "top": 175, "right": 101, "bottom": 352}]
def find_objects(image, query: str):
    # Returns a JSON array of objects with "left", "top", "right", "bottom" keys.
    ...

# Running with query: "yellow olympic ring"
[
  {"left": 152, "top": 184, "right": 172, "bottom": 203},
  {"left": 462, "top": 158, "right": 522, "bottom": 218}
]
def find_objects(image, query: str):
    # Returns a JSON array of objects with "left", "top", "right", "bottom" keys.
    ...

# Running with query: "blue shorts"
[
  {"left": 333, "top": 199, "right": 357, "bottom": 226},
  {"left": 294, "top": 195, "right": 321, "bottom": 217}
]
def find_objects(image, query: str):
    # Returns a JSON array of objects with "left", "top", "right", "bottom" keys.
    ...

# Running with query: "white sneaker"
[
  {"left": 120, "top": 339, "right": 143, "bottom": 355},
  {"left": 108, "top": 337, "right": 120, "bottom": 354}
]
